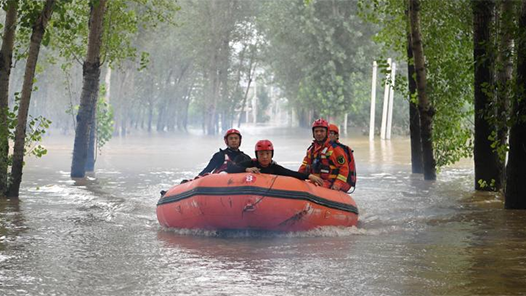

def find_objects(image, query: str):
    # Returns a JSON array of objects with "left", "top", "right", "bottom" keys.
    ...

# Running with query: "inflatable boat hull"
[{"left": 156, "top": 173, "right": 358, "bottom": 231}]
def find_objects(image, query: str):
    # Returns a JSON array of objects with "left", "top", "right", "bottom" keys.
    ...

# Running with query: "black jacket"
[
  {"left": 198, "top": 148, "right": 251, "bottom": 176},
  {"left": 227, "top": 159, "right": 310, "bottom": 180}
]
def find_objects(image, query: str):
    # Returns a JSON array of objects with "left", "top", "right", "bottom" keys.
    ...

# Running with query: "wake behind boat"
[{"left": 156, "top": 173, "right": 359, "bottom": 232}]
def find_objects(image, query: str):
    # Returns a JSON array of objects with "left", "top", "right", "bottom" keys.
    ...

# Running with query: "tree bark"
[
  {"left": 495, "top": 0, "right": 515, "bottom": 191},
  {"left": 505, "top": 0, "right": 526, "bottom": 209},
  {"left": 406, "top": 17, "right": 423, "bottom": 174},
  {"left": 409, "top": 0, "right": 436, "bottom": 180},
  {"left": 473, "top": 0, "right": 499, "bottom": 191},
  {"left": 85, "top": 106, "right": 96, "bottom": 172},
  {"left": 0, "top": 0, "right": 18, "bottom": 197},
  {"left": 7, "top": 0, "right": 55, "bottom": 198},
  {"left": 71, "top": 0, "right": 107, "bottom": 178}
]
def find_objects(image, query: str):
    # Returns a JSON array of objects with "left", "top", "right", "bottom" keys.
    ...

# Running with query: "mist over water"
[{"left": 1, "top": 126, "right": 525, "bottom": 296}]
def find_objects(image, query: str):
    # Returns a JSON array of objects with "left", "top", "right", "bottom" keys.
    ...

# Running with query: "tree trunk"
[
  {"left": 206, "top": 62, "right": 219, "bottom": 135},
  {"left": 71, "top": 0, "right": 107, "bottom": 178},
  {"left": 148, "top": 100, "right": 153, "bottom": 132},
  {"left": 237, "top": 46, "right": 257, "bottom": 128},
  {"left": 495, "top": 0, "right": 515, "bottom": 190},
  {"left": 156, "top": 99, "right": 166, "bottom": 132},
  {"left": 7, "top": 0, "right": 55, "bottom": 198},
  {"left": 85, "top": 107, "right": 96, "bottom": 172},
  {"left": 180, "top": 79, "right": 194, "bottom": 132},
  {"left": 505, "top": 0, "right": 526, "bottom": 209},
  {"left": 407, "top": 22, "right": 423, "bottom": 174},
  {"left": 204, "top": 1, "right": 219, "bottom": 136},
  {"left": 0, "top": 0, "right": 18, "bottom": 197},
  {"left": 473, "top": 0, "right": 499, "bottom": 191},
  {"left": 409, "top": 0, "right": 436, "bottom": 180}
]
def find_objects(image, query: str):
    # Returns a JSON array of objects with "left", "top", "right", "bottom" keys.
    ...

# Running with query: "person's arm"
[
  {"left": 198, "top": 151, "right": 223, "bottom": 176},
  {"left": 274, "top": 163, "right": 310, "bottom": 180},
  {"left": 273, "top": 164, "right": 324, "bottom": 185},
  {"left": 298, "top": 154, "right": 311, "bottom": 173},
  {"left": 226, "top": 159, "right": 253, "bottom": 173}
]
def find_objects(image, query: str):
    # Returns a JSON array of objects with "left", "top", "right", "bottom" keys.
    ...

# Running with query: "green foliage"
[
  {"left": 48, "top": 0, "right": 179, "bottom": 70},
  {"left": 360, "top": 0, "right": 474, "bottom": 169},
  {"left": 96, "top": 96, "right": 114, "bottom": 151},
  {"left": 7, "top": 93, "right": 51, "bottom": 161},
  {"left": 260, "top": 0, "right": 379, "bottom": 125},
  {"left": 65, "top": 84, "right": 114, "bottom": 151},
  {"left": 477, "top": 178, "right": 496, "bottom": 191},
  {"left": 26, "top": 115, "right": 51, "bottom": 158}
]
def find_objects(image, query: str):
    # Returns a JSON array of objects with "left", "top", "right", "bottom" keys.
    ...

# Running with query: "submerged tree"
[
  {"left": 0, "top": 0, "right": 18, "bottom": 197},
  {"left": 70, "top": 0, "right": 107, "bottom": 178},
  {"left": 494, "top": 0, "right": 516, "bottom": 191},
  {"left": 360, "top": 0, "right": 473, "bottom": 180},
  {"left": 473, "top": 0, "right": 500, "bottom": 191},
  {"left": 7, "top": 0, "right": 56, "bottom": 198},
  {"left": 66, "top": 0, "right": 178, "bottom": 177},
  {"left": 505, "top": 0, "right": 526, "bottom": 209},
  {"left": 409, "top": 0, "right": 436, "bottom": 180},
  {"left": 406, "top": 11, "right": 423, "bottom": 174}
]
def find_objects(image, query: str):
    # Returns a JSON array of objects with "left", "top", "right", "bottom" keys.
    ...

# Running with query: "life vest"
[
  {"left": 333, "top": 142, "right": 357, "bottom": 189},
  {"left": 212, "top": 150, "right": 232, "bottom": 174},
  {"left": 308, "top": 143, "right": 341, "bottom": 185}
]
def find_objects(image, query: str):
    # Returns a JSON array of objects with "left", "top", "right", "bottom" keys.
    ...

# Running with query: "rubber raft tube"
[{"left": 156, "top": 173, "right": 359, "bottom": 232}]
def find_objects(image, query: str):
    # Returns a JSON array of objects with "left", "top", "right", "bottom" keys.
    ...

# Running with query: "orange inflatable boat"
[{"left": 156, "top": 173, "right": 359, "bottom": 232}]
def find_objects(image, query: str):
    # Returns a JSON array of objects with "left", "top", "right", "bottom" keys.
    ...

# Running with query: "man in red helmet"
[
  {"left": 197, "top": 129, "right": 251, "bottom": 176},
  {"left": 299, "top": 119, "right": 351, "bottom": 192},
  {"left": 227, "top": 140, "right": 324, "bottom": 185},
  {"left": 328, "top": 124, "right": 340, "bottom": 143}
]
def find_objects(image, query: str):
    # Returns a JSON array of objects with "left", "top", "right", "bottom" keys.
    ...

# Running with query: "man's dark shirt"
[
  {"left": 198, "top": 148, "right": 251, "bottom": 176},
  {"left": 227, "top": 159, "right": 310, "bottom": 180}
]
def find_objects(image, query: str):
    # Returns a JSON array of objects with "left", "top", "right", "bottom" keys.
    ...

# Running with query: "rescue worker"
[
  {"left": 298, "top": 119, "right": 351, "bottom": 192},
  {"left": 197, "top": 129, "right": 251, "bottom": 176},
  {"left": 227, "top": 140, "right": 324, "bottom": 186},
  {"left": 329, "top": 124, "right": 357, "bottom": 190},
  {"left": 328, "top": 124, "right": 340, "bottom": 143}
]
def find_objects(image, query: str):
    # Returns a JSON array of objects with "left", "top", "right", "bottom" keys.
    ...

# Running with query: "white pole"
[
  {"left": 380, "top": 58, "right": 392, "bottom": 140},
  {"left": 386, "top": 62, "right": 396, "bottom": 140},
  {"left": 369, "top": 61, "right": 377, "bottom": 141},
  {"left": 344, "top": 113, "right": 348, "bottom": 136}
]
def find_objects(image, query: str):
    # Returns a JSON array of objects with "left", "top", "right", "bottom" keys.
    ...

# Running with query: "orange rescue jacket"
[{"left": 299, "top": 139, "right": 350, "bottom": 190}]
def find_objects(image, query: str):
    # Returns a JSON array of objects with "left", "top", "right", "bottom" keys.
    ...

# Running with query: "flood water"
[{"left": 1, "top": 126, "right": 526, "bottom": 295}]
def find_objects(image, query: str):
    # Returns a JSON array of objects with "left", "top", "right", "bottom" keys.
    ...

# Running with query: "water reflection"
[
  {"left": 156, "top": 229, "right": 363, "bottom": 295},
  {"left": 0, "top": 199, "right": 25, "bottom": 250},
  {"left": 454, "top": 194, "right": 526, "bottom": 295}
]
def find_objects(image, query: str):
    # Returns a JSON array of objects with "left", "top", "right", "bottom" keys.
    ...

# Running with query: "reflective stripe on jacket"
[{"left": 299, "top": 139, "right": 349, "bottom": 189}]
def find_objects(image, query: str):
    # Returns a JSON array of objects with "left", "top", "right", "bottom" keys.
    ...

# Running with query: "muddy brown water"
[{"left": 1, "top": 126, "right": 525, "bottom": 295}]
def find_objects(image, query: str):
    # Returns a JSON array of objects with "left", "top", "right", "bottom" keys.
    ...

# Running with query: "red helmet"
[
  {"left": 312, "top": 118, "right": 329, "bottom": 130},
  {"left": 255, "top": 139, "right": 274, "bottom": 157},
  {"left": 224, "top": 128, "right": 242, "bottom": 145},
  {"left": 329, "top": 124, "right": 339, "bottom": 134}
]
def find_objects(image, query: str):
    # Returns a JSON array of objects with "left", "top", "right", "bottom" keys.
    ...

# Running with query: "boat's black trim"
[{"left": 157, "top": 186, "right": 358, "bottom": 214}]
